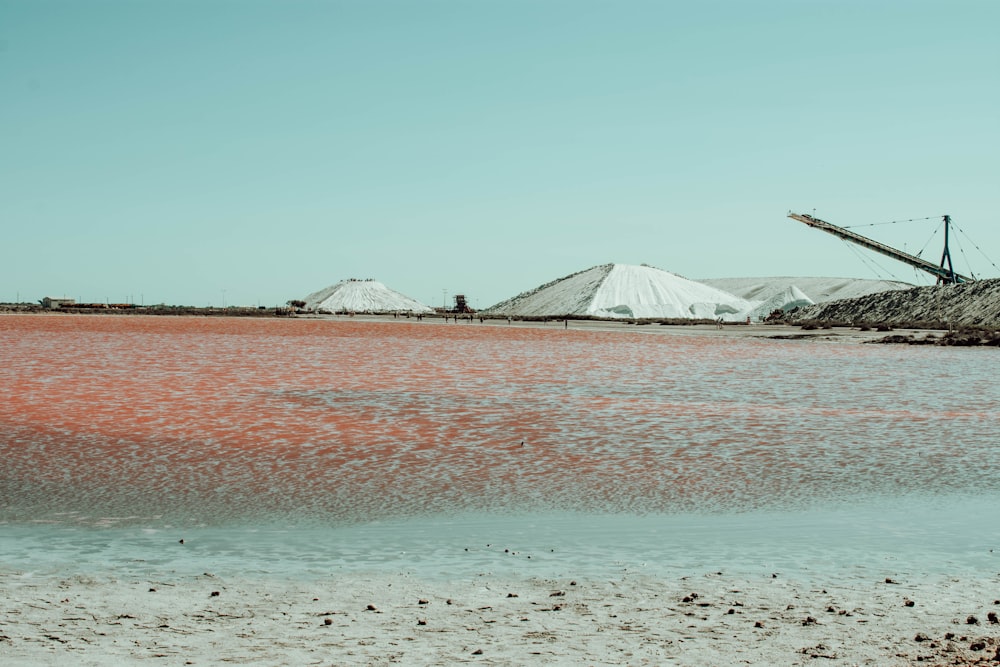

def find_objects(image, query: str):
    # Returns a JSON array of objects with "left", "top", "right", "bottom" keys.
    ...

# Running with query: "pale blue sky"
[{"left": 3, "top": 0, "right": 997, "bottom": 308}]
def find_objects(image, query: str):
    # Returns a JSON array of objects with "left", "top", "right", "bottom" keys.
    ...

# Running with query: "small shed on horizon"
[{"left": 41, "top": 297, "right": 76, "bottom": 309}]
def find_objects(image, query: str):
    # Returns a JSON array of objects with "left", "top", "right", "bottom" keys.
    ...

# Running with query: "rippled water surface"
[{"left": 2, "top": 315, "right": 998, "bottom": 576}]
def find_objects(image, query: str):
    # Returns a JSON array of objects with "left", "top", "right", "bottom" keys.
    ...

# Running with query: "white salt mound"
[
  {"left": 484, "top": 264, "right": 753, "bottom": 320},
  {"left": 699, "top": 276, "right": 915, "bottom": 320},
  {"left": 303, "top": 279, "right": 433, "bottom": 314},
  {"left": 700, "top": 276, "right": 913, "bottom": 305},
  {"left": 744, "top": 284, "right": 815, "bottom": 320}
]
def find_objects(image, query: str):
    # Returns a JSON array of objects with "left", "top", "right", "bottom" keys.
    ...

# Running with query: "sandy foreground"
[{"left": 2, "top": 568, "right": 999, "bottom": 666}]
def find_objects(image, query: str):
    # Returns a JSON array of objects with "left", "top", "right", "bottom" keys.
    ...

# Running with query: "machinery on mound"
[{"left": 789, "top": 212, "right": 974, "bottom": 284}]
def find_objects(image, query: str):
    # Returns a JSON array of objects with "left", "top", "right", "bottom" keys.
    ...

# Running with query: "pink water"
[{"left": 2, "top": 315, "right": 998, "bottom": 577}]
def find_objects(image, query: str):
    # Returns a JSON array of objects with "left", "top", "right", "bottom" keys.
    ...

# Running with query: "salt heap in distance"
[
  {"left": 699, "top": 276, "right": 912, "bottom": 306},
  {"left": 484, "top": 263, "right": 752, "bottom": 320},
  {"left": 699, "top": 276, "right": 915, "bottom": 320},
  {"left": 303, "top": 279, "right": 433, "bottom": 314}
]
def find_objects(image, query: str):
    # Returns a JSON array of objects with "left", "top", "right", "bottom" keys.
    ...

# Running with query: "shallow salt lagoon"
[
  {"left": 5, "top": 494, "right": 998, "bottom": 584},
  {"left": 2, "top": 315, "right": 1000, "bottom": 589}
]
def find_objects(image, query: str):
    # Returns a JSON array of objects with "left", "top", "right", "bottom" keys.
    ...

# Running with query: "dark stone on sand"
[
  {"left": 904, "top": 599, "right": 915, "bottom": 607},
  {"left": 472, "top": 648, "right": 483, "bottom": 655},
  {"left": 826, "top": 606, "right": 836, "bottom": 613},
  {"left": 988, "top": 611, "right": 998, "bottom": 624},
  {"left": 754, "top": 621, "right": 764, "bottom": 628},
  {"left": 323, "top": 618, "right": 332, "bottom": 625},
  {"left": 970, "top": 640, "right": 986, "bottom": 651},
  {"left": 366, "top": 604, "right": 378, "bottom": 611},
  {"left": 417, "top": 618, "right": 427, "bottom": 625},
  {"left": 966, "top": 615, "right": 979, "bottom": 625},
  {"left": 179, "top": 539, "right": 184, "bottom": 544},
  {"left": 885, "top": 578, "right": 896, "bottom": 584},
  {"left": 802, "top": 616, "right": 818, "bottom": 626},
  {"left": 418, "top": 599, "right": 429, "bottom": 605},
  {"left": 507, "top": 593, "right": 518, "bottom": 598},
  {"left": 149, "top": 588, "right": 156, "bottom": 592},
  {"left": 914, "top": 633, "right": 930, "bottom": 642},
  {"left": 550, "top": 591, "right": 565, "bottom": 597},
  {"left": 727, "top": 608, "right": 735, "bottom": 615},
  {"left": 210, "top": 591, "right": 220, "bottom": 597},
  {"left": 944, "top": 632, "right": 955, "bottom": 640}
]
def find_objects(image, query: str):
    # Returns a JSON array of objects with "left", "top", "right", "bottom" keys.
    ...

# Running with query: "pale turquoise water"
[{"left": 4, "top": 497, "right": 998, "bottom": 581}]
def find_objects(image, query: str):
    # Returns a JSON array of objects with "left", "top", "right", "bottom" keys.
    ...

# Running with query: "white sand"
[{"left": 3, "top": 568, "right": 998, "bottom": 665}]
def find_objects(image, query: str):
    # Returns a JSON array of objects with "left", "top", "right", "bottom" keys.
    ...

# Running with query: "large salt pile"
[
  {"left": 700, "top": 276, "right": 912, "bottom": 305},
  {"left": 302, "top": 279, "right": 433, "bottom": 314},
  {"left": 484, "top": 263, "right": 752, "bottom": 320},
  {"left": 746, "top": 285, "right": 815, "bottom": 320},
  {"left": 698, "top": 277, "right": 913, "bottom": 320}
]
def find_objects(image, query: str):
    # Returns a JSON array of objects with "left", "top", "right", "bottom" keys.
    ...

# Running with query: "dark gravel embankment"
[{"left": 792, "top": 278, "right": 1000, "bottom": 328}]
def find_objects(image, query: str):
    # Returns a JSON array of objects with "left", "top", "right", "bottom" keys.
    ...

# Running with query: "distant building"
[
  {"left": 453, "top": 294, "right": 474, "bottom": 313},
  {"left": 41, "top": 297, "right": 75, "bottom": 310}
]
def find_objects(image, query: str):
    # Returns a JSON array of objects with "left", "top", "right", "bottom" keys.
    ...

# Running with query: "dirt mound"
[{"left": 792, "top": 278, "right": 1000, "bottom": 328}]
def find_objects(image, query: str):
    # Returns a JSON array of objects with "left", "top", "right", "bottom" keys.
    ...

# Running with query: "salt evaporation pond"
[{"left": 1, "top": 315, "right": 998, "bottom": 581}]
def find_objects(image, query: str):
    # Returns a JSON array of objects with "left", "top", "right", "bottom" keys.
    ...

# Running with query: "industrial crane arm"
[{"left": 788, "top": 212, "right": 972, "bottom": 284}]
